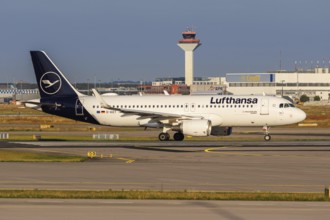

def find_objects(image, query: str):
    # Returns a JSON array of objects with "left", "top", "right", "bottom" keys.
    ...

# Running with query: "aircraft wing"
[
  {"left": 111, "top": 108, "right": 201, "bottom": 120},
  {"left": 92, "top": 89, "right": 203, "bottom": 121}
]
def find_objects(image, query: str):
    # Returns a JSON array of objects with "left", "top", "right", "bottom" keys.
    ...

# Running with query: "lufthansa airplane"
[{"left": 26, "top": 51, "right": 306, "bottom": 141}]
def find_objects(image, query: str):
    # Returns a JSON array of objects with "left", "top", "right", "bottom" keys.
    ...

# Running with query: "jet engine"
[
  {"left": 180, "top": 120, "right": 211, "bottom": 136},
  {"left": 210, "top": 126, "right": 232, "bottom": 136}
]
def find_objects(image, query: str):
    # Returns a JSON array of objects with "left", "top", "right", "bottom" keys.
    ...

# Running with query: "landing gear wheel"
[
  {"left": 262, "top": 126, "right": 271, "bottom": 141},
  {"left": 264, "top": 134, "right": 271, "bottom": 141},
  {"left": 173, "top": 132, "right": 184, "bottom": 141},
  {"left": 159, "top": 132, "right": 170, "bottom": 141}
]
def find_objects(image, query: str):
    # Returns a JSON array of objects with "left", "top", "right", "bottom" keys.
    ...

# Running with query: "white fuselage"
[{"left": 78, "top": 95, "right": 306, "bottom": 128}]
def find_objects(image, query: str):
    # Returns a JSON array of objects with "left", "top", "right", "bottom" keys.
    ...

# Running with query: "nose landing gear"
[
  {"left": 264, "top": 134, "right": 271, "bottom": 141},
  {"left": 263, "top": 125, "right": 271, "bottom": 141}
]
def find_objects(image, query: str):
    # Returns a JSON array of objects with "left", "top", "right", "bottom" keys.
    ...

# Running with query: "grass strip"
[
  {"left": 0, "top": 150, "right": 86, "bottom": 162},
  {"left": 0, "top": 190, "right": 328, "bottom": 201}
]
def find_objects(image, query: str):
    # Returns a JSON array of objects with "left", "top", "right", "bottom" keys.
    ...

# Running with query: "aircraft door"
[
  {"left": 260, "top": 99, "right": 269, "bottom": 115},
  {"left": 75, "top": 99, "right": 84, "bottom": 116},
  {"left": 279, "top": 104, "right": 284, "bottom": 120}
]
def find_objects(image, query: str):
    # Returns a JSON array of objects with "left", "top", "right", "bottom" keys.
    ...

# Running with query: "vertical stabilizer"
[{"left": 30, "top": 51, "right": 82, "bottom": 98}]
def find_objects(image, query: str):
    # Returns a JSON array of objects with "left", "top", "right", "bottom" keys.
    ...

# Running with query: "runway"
[
  {"left": 2, "top": 199, "right": 330, "bottom": 220},
  {"left": 1, "top": 140, "right": 330, "bottom": 192}
]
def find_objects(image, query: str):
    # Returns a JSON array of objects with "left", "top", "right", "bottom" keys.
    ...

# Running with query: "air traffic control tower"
[{"left": 177, "top": 28, "right": 201, "bottom": 86}]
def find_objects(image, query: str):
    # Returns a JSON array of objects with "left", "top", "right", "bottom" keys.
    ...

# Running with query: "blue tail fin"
[
  {"left": 29, "top": 51, "right": 98, "bottom": 125},
  {"left": 30, "top": 51, "right": 81, "bottom": 98}
]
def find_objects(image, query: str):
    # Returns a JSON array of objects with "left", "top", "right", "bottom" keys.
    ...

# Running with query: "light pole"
[
  {"left": 87, "top": 79, "right": 90, "bottom": 96},
  {"left": 281, "top": 80, "right": 285, "bottom": 97}
]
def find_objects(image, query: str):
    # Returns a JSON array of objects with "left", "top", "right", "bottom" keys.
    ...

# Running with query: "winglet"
[
  {"left": 163, "top": 90, "right": 170, "bottom": 96},
  {"left": 92, "top": 89, "right": 111, "bottom": 109}
]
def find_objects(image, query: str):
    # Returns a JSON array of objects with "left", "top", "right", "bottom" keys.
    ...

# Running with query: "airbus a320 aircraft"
[{"left": 26, "top": 51, "right": 306, "bottom": 141}]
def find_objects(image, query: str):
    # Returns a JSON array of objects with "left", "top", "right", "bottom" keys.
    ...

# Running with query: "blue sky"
[{"left": 1, "top": 0, "right": 330, "bottom": 83}]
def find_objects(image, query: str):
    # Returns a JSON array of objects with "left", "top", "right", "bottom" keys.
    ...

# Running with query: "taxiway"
[{"left": 1, "top": 140, "right": 330, "bottom": 192}]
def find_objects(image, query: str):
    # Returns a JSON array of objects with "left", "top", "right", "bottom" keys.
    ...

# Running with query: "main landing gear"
[
  {"left": 173, "top": 132, "right": 184, "bottom": 141},
  {"left": 158, "top": 132, "right": 184, "bottom": 141},
  {"left": 263, "top": 125, "right": 271, "bottom": 141},
  {"left": 158, "top": 132, "right": 170, "bottom": 141}
]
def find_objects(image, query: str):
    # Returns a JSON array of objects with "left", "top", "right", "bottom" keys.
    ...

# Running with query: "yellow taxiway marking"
[
  {"left": 204, "top": 147, "right": 227, "bottom": 153},
  {"left": 117, "top": 157, "right": 135, "bottom": 164},
  {"left": 204, "top": 147, "right": 264, "bottom": 157}
]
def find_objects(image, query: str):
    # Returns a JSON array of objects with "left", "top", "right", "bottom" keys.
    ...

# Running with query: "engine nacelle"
[
  {"left": 180, "top": 120, "right": 211, "bottom": 136},
  {"left": 210, "top": 126, "right": 232, "bottom": 136}
]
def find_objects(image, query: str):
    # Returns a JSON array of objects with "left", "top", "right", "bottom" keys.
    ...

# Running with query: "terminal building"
[
  {"left": 0, "top": 84, "right": 39, "bottom": 103},
  {"left": 225, "top": 67, "right": 330, "bottom": 100}
]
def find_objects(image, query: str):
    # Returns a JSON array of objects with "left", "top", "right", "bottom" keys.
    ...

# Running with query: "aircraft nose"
[{"left": 296, "top": 108, "right": 306, "bottom": 122}]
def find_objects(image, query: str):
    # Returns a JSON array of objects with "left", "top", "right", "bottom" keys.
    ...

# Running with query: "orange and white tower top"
[{"left": 177, "top": 27, "right": 201, "bottom": 86}]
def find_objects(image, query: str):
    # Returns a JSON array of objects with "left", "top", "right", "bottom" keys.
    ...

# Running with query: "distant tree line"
[{"left": 299, "top": 94, "right": 321, "bottom": 102}]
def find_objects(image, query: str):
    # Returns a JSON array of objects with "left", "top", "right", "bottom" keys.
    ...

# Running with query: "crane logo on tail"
[{"left": 39, "top": 72, "right": 62, "bottom": 95}]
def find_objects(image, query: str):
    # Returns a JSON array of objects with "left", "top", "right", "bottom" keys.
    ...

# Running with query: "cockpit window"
[{"left": 279, "top": 103, "right": 295, "bottom": 108}]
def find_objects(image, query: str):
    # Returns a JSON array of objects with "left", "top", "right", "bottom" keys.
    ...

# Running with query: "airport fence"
[{"left": 92, "top": 134, "right": 119, "bottom": 140}]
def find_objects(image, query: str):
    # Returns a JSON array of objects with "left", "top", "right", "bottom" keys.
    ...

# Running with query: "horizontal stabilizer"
[{"left": 23, "top": 99, "right": 62, "bottom": 109}]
